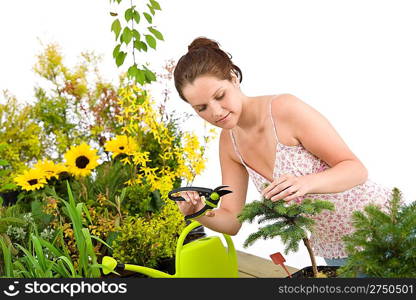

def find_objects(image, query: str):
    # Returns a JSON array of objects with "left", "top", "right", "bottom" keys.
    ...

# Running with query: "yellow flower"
[
  {"left": 64, "top": 143, "right": 99, "bottom": 177},
  {"left": 14, "top": 168, "right": 47, "bottom": 191},
  {"left": 104, "top": 135, "right": 138, "bottom": 158},
  {"left": 54, "top": 162, "right": 69, "bottom": 178},
  {"left": 33, "top": 159, "right": 61, "bottom": 180}
]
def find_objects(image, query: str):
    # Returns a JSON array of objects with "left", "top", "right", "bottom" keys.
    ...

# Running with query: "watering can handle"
[
  {"left": 176, "top": 221, "right": 203, "bottom": 253},
  {"left": 175, "top": 221, "right": 238, "bottom": 277}
]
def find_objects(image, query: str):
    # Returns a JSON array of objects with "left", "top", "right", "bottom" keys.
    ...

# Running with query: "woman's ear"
[{"left": 231, "top": 74, "right": 240, "bottom": 87}]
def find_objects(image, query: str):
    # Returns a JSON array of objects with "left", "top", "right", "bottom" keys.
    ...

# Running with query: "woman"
[{"left": 173, "top": 37, "right": 391, "bottom": 266}]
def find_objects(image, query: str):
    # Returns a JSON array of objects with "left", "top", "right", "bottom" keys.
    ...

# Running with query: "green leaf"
[
  {"left": 135, "top": 69, "right": 146, "bottom": 85},
  {"left": 127, "top": 64, "right": 139, "bottom": 79},
  {"left": 31, "top": 234, "right": 48, "bottom": 272},
  {"left": 89, "top": 235, "right": 112, "bottom": 249},
  {"left": 134, "top": 40, "right": 148, "bottom": 52},
  {"left": 57, "top": 256, "right": 76, "bottom": 277},
  {"left": 2, "top": 183, "right": 17, "bottom": 190},
  {"left": 0, "top": 237, "right": 13, "bottom": 277},
  {"left": 148, "top": 27, "right": 164, "bottom": 40},
  {"left": 82, "top": 228, "right": 101, "bottom": 277},
  {"left": 121, "top": 27, "right": 133, "bottom": 45},
  {"left": 133, "top": 10, "right": 140, "bottom": 23},
  {"left": 147, "top": 4, "right": 155, "bottom": 15},
  {"left": 111, "top": 19, "right": 122, "bottom": 41},
  {"left": 0, "top": 159, "right": 9, "bottom": 166},
  {"left": 143, "top": 66, "right": 156, "bottom": 82},
  {"left": 39, "top": 238, "right": 66, "bottom": 258},
  {"left": 0, "top": 217, "right": 25, "bottom": 225},
  {"left": 0, "top": 143, "right": 8, "bottom": 152},
  {"left": 113, "top": 44, "right": 121, "bottom": 59},
  {"left": 125, "top": 8, "right": 133, "bottom": 22},
  {"left": 143, "top": 12, "right": 152, "bottom": 24},
  {"left": 116, "top": 51, "right": 127, "bottom": 67},
  {"left": 150, "top": 0, "right": 161, "bottom": 10},
  {"left": 145, "top": 34, "right": 156, "bottom": 49},
  {"left": 132, "top": 29, "right": 140, "bottom": 41}
]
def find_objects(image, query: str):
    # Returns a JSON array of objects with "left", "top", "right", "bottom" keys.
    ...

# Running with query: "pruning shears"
[{"left": 168, "top": 185, "right": 232, "bottom": 220}]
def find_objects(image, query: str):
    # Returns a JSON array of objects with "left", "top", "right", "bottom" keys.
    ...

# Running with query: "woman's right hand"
[{"left": 176, "top": 191, "right": 216, "bottom": 217}]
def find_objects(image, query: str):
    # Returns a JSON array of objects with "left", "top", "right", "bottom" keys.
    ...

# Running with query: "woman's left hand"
[{"left": 261, "top": 174, "right": 312, "bottom": 202}]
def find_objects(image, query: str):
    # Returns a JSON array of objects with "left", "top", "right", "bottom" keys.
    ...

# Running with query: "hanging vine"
[{"left": 109, "top": 0, "right": 163, "bottom": 85}]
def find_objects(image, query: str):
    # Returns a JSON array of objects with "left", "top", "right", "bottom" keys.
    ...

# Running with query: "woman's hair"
[{"left": 173, "top": 37, "right": 243, "bottom": 101}]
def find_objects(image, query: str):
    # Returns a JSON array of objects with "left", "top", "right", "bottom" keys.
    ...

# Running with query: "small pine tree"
[
  {"left": 238, "top": 193, "right": 334, "bottom": 277},
  {"left": 338, "top": 188, "right": 416, "bottom": 277}
]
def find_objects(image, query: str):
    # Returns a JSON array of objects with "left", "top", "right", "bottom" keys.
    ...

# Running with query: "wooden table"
[{"left": 237, "top": 250, "right": 298, "bottom": 278}]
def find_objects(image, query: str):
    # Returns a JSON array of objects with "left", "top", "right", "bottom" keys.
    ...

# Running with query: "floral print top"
[{"left": 230, "top": 97, "right": 392, "bottom": 259}]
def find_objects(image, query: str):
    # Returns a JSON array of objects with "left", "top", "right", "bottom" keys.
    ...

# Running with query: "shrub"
[{"left": 111, "top": 201, "right": 185, "bottom": 268}]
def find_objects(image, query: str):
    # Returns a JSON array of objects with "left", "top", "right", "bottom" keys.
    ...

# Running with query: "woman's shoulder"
[
  {"left": 219, "top": 129, "right": 242, "bottom": 163},
  {"left": 271, "top": 93, "right": 306, "bottom": 117},
  {"left": 270, "top": 93, "right": 309, "bottom": 146},
  {"left": 272, "top": 93, "right": 322, "bottom": 125}
]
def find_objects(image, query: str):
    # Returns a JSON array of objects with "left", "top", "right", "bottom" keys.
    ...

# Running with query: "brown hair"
[{"left": 173, "top": 37, "right": 243, "bottom": 102}]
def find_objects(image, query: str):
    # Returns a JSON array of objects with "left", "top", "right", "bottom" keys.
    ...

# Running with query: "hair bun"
[{"left": 188, "top": 37, "right": 220, "bottom": 52}]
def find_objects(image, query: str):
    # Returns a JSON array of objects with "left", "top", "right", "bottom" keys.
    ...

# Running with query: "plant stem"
[{"left": 303, "top": 238, "right": 318, "bottom": 277}]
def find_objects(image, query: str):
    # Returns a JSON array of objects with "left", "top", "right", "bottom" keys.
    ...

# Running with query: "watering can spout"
[
  {"left": 123, "top": 263, "right": 174, "bottom": 278},
  {"left": 101, "top": 256, "right": 174, "bottom": 278}
]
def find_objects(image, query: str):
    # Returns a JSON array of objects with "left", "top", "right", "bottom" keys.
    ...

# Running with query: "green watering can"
[{"left": 102, "top": 220, "right": 239, "bottom": 278}]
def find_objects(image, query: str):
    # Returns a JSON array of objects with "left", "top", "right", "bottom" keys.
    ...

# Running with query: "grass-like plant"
[{"left": 0, "top": 181, "right": 110, "bottom": 278}]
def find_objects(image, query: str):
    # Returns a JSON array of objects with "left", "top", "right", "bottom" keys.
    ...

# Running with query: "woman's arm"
[
  {"left": 264, "top": 94, "right": 368, "bottom": 200},
  {"left": 194, "top": 129, "right": 249, "bottom": 235}
]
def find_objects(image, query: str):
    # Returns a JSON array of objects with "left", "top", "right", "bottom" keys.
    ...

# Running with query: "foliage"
[
  {"left": 111, "top": 200, "right": 185, "bottom": 268},
  {"left": 32, "top": 43, "right": 123, "bottom": 160},
  {"left": 339, "top": 188, "right": 416, "bottom": 277},
  {"left": 238, "top": 197, "right": 334, "bottom": 252},
  {"left": 0, "top": 94, "right": 44, "bottom": 190},
  {"left": 0, "top": 200, "right": 52, "bottom": 265},
  {"left": 109, "top": 0, "right": 163, "bottom": 84},
  {"left": 2, "top": 38, "right": 217, "bottom": 277},
  {"left": 0, "top": 146, "right": 17, "bottom": 194},
  {"left": 0, "top": 182, "right": 107, "bottom": 278},
  {"left": 238, "top": 189, "right": 334, "bottom": 277},
  {"left": 115, "top": 84, "right": 213, "bottom": 196}
]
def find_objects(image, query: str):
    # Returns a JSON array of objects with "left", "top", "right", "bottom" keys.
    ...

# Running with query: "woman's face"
[{"left": 182, "top": 75, "right": 241, "bottom": 129}]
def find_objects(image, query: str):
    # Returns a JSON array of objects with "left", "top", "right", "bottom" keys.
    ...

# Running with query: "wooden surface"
[{"left": 237, "top": 250, "right": 299, "bottom": 278}]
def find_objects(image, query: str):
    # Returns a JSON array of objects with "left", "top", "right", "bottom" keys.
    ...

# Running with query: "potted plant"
[
  {"left": 238, "top": 193, "right": 335, "bottom": 278},
  {"left": 338, "top": 188, "right": 416, "bottom": 277}
]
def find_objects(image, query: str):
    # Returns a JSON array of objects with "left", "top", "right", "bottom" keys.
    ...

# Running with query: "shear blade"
[{"left": 214, "top": 185, "right": 230, "bottom": 191}]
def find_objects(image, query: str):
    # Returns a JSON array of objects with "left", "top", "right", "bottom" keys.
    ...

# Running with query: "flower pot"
[
  {"left": 157, "top": 257, "right": 176, "bottom": 275},
  {"left": 289, "top": 266, "right": 340, "bottom": 278}
]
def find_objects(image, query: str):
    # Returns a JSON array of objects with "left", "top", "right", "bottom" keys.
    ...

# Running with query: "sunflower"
[
  {"left": 14, "top": 168, "right": 47, "bottom": 191},
  {"left": 33, "top": 159, "right": 61, "bottom": 180},
  {"left": 64, "top": 143, "right": 100, "bottom": 177},
  {"left": 104, "top": 135, "right": 138, "bottom": 158},
  {"left": 54, "top": 162, "right": 70, "bottom": 179}
]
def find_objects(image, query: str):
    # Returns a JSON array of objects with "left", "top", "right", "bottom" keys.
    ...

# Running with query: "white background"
[{"left": 1, "top": 0, "right": 415, "bottom": 269}]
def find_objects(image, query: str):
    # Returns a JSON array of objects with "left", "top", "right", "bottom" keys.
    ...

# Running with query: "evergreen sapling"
[
  {"left": 339, "top": 188, "right": 416, "bottom": 277},
  {"left": 238, "top": 187, "right": 334, "bottom": 278}
]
